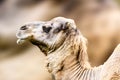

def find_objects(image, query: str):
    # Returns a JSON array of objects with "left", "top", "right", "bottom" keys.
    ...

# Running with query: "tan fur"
[{"left": 17, "top": 17, "right": 120, "bottom": 80}]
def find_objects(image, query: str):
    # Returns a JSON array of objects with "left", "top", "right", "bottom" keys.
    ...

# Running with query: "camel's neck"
[
  {"left": 54, "top": 46, "right": 102, "bottom": 80},
  {"left": 63, "top": 63, "right": 102, "bottom": 80},
  {"left": 47, "top": 50, "right": 102, "bottom": 80},
  {"left": 46, "top": 30, "right": 102, "bottom": 80}
]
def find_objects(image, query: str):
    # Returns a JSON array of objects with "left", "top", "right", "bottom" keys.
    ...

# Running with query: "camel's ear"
[
  {"left": 62, "top": 19, "right": 76, "bottom": 30},
  {"left": 66, "top": 19, "right": 76, "bottom": 29}
]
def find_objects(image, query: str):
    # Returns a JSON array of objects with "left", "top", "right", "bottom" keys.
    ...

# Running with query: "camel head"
[{"left": 16, "top": 17, "right": 77, "bottom": 55}]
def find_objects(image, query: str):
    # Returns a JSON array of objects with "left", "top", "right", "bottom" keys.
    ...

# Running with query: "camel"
[{"left": 16, "top": 17, "right": 120, "bottom": 80}]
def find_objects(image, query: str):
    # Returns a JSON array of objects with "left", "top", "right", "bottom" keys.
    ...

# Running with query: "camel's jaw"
[{"left": 30, "top": 39, "right": 50, "bottom": 55}]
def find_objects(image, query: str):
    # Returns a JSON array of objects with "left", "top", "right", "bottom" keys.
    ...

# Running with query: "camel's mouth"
[
  {"left": 16, "top": 30, "right": 50, "bottom": 55},
  {"left": 16, "top": 29, "right": 32, "bottom": 45},
  {"left": 16, "top": 34, "right": 28, "bottom": 45}
]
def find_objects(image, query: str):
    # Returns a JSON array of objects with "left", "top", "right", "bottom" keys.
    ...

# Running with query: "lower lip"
[{"left": 17, "top": 39, "right": 26, "bottom": 45}]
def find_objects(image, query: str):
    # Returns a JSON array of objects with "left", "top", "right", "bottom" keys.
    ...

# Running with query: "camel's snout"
[{"left": 16, "top": 24, "right": 34, "bottom": 45}]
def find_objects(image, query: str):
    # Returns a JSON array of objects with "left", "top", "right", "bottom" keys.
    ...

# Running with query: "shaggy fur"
[{"left": 16, "top": 17, "right": 120, "bottom": 80}]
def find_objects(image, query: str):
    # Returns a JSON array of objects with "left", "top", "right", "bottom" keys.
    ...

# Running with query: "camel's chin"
[{"left": 17, "top": 39, "right": 26, "bottom": 45}]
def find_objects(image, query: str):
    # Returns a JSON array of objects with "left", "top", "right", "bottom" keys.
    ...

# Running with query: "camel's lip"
[
  {"left": 17, "top": 39, "right": 27, "bottom": 45},
  {"left": 16, "top": 32, "right": 30, "bottom": 45}
]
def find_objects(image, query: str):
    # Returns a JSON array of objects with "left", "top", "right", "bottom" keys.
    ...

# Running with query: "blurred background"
[{"left": 0, "top": 0, "right": 120, "bottom": 80}]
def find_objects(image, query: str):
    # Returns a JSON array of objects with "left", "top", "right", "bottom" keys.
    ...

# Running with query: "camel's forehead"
[
  {"left": 51, "top": 17, "right": 71, "bottom": 23},
  {"left": 27, "top": 20, "right": 60, "bottom": 27},
  {"left": 25, "top": 21, "right": 45, "bottom": 27},
  {"left": 25, "top": 17, "right": 75, "bottom": 29}
]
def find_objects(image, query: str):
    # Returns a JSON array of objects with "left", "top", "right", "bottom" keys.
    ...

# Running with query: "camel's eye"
[
  {"left": 42, "top": 26, "right": 52, "bottom": 33},
  {"left": 53, "top": 24, "right": 64, "bottom": 33}
]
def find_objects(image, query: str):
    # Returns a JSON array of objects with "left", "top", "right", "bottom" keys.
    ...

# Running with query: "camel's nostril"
[{"left": 20, "top": 25, "right": 28, "bottom": 30}]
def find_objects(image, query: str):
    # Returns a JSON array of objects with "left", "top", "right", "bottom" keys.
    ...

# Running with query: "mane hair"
[
  {"left": 46, "top": 26, "right": 120, "bottom": 80},
  {"left": 78, "top": 35, "right": 91, "bottom": 68}
]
